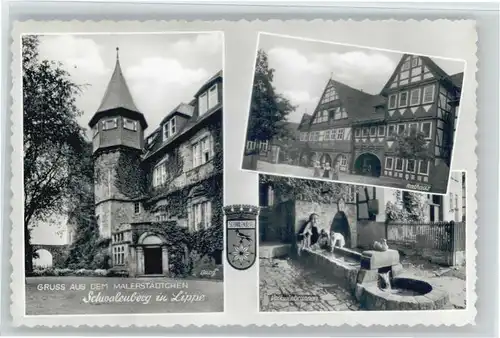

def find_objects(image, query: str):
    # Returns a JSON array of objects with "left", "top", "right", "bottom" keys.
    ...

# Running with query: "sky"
[
  {"left": 257, "top": 33, "right": 466, "bottom": 123},
  {"left": 30, "top": 32, "right": 223, "bottom": 245}
]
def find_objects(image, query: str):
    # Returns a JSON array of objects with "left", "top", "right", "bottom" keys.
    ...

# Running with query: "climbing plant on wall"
[
  {"left": 115, "top": 150, "right": 146, "bottom": 199},
  {"left": 385, "top": 190, "right": 428, "bottom": 222},
  {"left": 260, "top": 174, "right": 351, "bottom": 204}
]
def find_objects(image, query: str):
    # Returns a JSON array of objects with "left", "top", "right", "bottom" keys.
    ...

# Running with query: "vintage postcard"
[
  {"left": 259, "top": 171, "right": 467, "bottom": 312},
  {"left": 16, "top": 32, "right": 224, "bottom": 317},
  {"left": 11, "top": 20, "right": 477, "bottom": 328},
  {"left": 241, "top": 32, "right": 466, "bottom": 195}
]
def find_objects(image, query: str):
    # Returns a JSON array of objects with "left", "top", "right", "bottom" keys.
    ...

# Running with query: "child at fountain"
[
  {"left": 297, "top": 213, "right": 320, "bottom": 255},
  {"left": 330, "top": 231, "right": 346, "bottom": 250}
]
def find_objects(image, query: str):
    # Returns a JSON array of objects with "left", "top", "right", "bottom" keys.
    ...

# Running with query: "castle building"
[
  {"left": 297, "top": 54, "right": 463, "bottom": 192},
  {"left": 88, "top": 49, "right": 223, "bottom": 276}
]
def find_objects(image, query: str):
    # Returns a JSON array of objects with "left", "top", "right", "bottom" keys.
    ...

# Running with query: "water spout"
[{"left": 379, "top": 271, "right": 392, "bottom": 291}]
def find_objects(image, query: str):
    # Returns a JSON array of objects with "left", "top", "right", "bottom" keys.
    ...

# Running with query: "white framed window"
[
  {"left": 410, "top": 88, "right": 421, "bottom": 106},
  {"left": 362, "top": 128, "right": 369, "bottom": 137},
  {"left": 387, "top": 124, "right": 396, "bottom": 137},
  {"left": 169, "top": 117, "right": 176, "bottom": 136},
  {"left": 422, "top": 84, "right": 435, "bottom": 104},
  {"left": 193, "top": 136, "right": 212, "bottom": 168},
  {"left": 388, "top": 94, "right": 397, "bottom": 109},
  {"left": 300, "top": 132, "right": 307, "bottom": 141},
  {"left": 397, "top": 124, "right": 406, "bottom": 135},
  {"left": 355, "top": 128, "right": 361, "bottom": 137},
  {"left": 318, "top": 131, "right": 325, "bottom": 141},
  {"left": 134, "top": 202, "right": 141, "bottom": 214},
  {"left": 399, "top": 91, "right": 409, "bottom": 107},
  {"left": 152, "top": 160, "right": 168, "bottom": 188},
  {"left": 198, "top": 92, "right": 209, "bottom": 116},
  {"left": 208, "top": 84, "right": 218, "bottom": 109},
  {"left": 420, "top": 121, "right": 432, "bottom": 139},
  {"left": 331, "top": 129, "right": 338, "bottom": 140},
  {"left": 123, "top": 118, "right": 137, "bottom": 131},
  {"left": 102, "top": 118, "right": 118, "bottom": 130},
  {"left": 369, "top": 126, "right": 377, "bottom": 137},
  {"left": 340, "top": 107, "right": 348, "bottom": 119},
  {"left": 395, "top": 158, "right": 404, "bottom": 171},
  {"left": 418, "top": 159, "right": 430, "bottom": 175},
  {"left": 385, "top": 157, "right": 394, "bottom": 170},
  {"left": 339, "top": 154, "right": 348, "bottom": 167},
  {"left": 377, "top": 125, "right": 386, "bottom": 137},
  {"left": 308, "top": 132, "right": 314, "bottom": 141},
  {"left": 408, "top": 123, "right": 419, "bottom": 136},
  {"left": 334, "top": 107, "right": 342, "bottom": 120},
  {"left": 406, "top": 159, "right": 416, "bottom": 173},
  {"left": 192, "top": 200, "right": 212, "bottom": 231},
  {"left": 325, "top": 130, "right": 332, "bottom": 141},
  {"left": 313, "top": 132, "right": 320, "bottom": 141},
  {"left": 314, "top": 110, "right": 328, "bottom": 123},
  {"left": 163, "top": 122, "right": 169, "bottom": 140},
  {"left": 336, "top": 128, "right": 345, "bottom": 140}
]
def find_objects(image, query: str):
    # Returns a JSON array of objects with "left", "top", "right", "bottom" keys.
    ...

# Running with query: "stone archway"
[
  {"left": 137, "top": 233, "right": 169, "bottom": 276},
  {"left": 319, "top": 153, "right": 332, "bottom": 166},
  {"left": 33, "top": 249, "right": 53, "bottom": 268},
  {"left": 330, "top": 212, "right": 352, "bottom": 248},
  {"left": 354, "top": 153, "right": 382, "bottom": 177}
]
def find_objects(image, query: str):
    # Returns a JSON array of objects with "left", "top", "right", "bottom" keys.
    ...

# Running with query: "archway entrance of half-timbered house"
[
  {"left": 319, "top": 153, "right": 332, "bottom": 166},
  {"left": 330, "top": 212, "right": 351, "bottom": 248},
  {"left": 354, "top": 153, "right": 381, "bottom": 177}
]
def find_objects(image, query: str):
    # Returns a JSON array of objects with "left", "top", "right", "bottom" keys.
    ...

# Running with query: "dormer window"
[
  {"left": 199, "top": 92, "right": 208, "bottom": 116},
  {"left": 208, "top": 84, "right": 218, "bottom": 109},
  {"left": 163, "top": 117, "right": 176, "bottom": 141},
  {"left": 123, "top": 118, "right": 137, "bottom": 131},
  {"left": 102, "top": 118, "right": 118, "bottom": 130}
]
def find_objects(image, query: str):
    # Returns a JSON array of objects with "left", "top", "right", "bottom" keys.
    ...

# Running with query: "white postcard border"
[{"left": 10, "top": 19, "right": 477, "bottom": 328}]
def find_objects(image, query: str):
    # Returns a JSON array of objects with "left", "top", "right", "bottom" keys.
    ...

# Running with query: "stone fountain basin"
[{"left": 357, "top": 277, "right": 450, "bottom": 311}]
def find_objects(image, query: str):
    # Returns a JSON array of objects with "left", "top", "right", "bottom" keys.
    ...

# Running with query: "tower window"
[
  {"left": 123, "top": 118, "right": 137, "bottom": 131},
  {"left": 102, "top": 118, "right": 118, "bottom": 130},
  {"left": 134, "top": 202, "right": 141, "bottom": 214}
]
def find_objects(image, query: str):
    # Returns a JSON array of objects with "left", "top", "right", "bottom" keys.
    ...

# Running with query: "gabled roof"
[
  {"left": 380, "top": 54, "right": 462, "bottom": 95},
  {"left": 88, "top": 48, "right": 148, "bottom": 129},
  {"left": 143, "top": 70, "right": 223, "bottom": 160},
  {"left": 309, "top": 79, "right": 385, "bottom": 126},
  {"left": 194, "top": 70, "right": 223, "bottom": 97},
  {"left": 160, "top": 103, "right": 194, "bottom": 125}
]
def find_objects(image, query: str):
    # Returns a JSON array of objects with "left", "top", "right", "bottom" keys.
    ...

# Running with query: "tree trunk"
[{"left": 24, "top": 224, "right": 33, "bottom": 273}]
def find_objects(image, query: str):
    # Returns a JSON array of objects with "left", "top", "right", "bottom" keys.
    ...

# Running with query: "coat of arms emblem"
[{"left": 223, "top": 205, "right": 259, "bottom": 270}]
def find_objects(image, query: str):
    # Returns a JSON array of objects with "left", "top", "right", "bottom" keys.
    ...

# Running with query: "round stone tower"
[{"left": 88, "top": 48, "right": 148, "bottom": 240}]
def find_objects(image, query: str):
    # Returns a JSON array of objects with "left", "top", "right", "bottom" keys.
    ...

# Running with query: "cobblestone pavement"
[{"left": 259, "top": 258, "right": 359, "bottom": 312}]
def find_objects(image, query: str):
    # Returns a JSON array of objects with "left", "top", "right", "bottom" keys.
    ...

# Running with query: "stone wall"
[{"left": 294, "top": 200, "right": 357, "bottom": 248}]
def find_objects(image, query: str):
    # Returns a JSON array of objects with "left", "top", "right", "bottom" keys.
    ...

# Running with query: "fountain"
[
  {"left": 297, "top": 239, "right": 450, "bottom": 310},
  {"left": 354, "top": 246, "right": 450, "bottom": 311}
]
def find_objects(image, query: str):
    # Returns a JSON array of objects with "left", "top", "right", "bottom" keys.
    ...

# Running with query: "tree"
[
  {"left": 385, "top": 190, "right": 427, "bottom": 222},
  {"left": 392, "top": 131, "right": 432, "bottom": 160},
  {"left": 23, "top": 35, "right": 90, "bottom": 272},
  {"left": 246, "top": 49, "right": 295, "bottom": 142}
]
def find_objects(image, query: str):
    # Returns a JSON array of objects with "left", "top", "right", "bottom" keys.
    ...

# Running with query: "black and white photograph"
[
  {"left": 242, "top": 33, "right": 466, "bottom": 195},
  {"left": 259, "top": 171, "right": 467, "bottom": 312},
  {"left": 23, "top": 32, "right": 224, "bottom": 315}
]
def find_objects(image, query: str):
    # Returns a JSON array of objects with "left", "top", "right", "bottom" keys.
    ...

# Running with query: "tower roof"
[{"left": 88, "top": 48, "right": 148, "bottom": 129}]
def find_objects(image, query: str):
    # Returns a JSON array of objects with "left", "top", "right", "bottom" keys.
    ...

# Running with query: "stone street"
[{"left": 259, "top": 258, "right": 359, "bottom": 312}]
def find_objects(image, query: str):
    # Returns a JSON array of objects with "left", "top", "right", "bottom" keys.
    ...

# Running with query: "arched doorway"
[
  {"left": 330, "top": 212, "right": 351, "bottom": 248},
  {"left": 319, "top": 153, "right": 332, "bottom": 166},
  {"left": 140, "top": 234, "right": 166, "bottom": 275},
  {"left": 33, "top": 249, "right": 53, "bottom": 268},
  {"left": 354, "top": 153, "right": 382, "bottom": 177}
]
